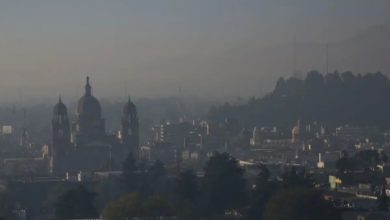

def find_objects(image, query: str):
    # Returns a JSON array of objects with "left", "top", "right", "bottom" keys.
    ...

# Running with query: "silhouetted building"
[
  {"left": 158, "top": 122, "right": 191, "bottom": 147},
  {"left": 119, "top": 97, "right": 139, "bottom": 157},
  {"left": 50, "top": 77, "right": 139, "bottom": 175},
  {"left": 250, "top": 127, "right": 262, "bottom": 147},
  {"left": 71, "top": 76, "right": 105, "bottom": 144}
]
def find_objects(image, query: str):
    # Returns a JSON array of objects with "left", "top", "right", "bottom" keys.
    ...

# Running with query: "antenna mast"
[
  {"left": 325, "top": 43, "right": 329, "bottom": 74},
  {"left": 293, "top": 35, "right": 297, "bottom": 76}
]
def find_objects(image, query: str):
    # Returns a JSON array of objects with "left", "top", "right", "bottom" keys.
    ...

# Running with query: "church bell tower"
[
  {"left": 120, "top": 97, "right": 139, "bottom": 155},
  {"left": 51, "top": 97, "right": 71, "bottom": 174}
]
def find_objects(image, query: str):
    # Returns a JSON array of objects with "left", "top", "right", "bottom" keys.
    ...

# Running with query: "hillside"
[{"left": 208, "top": 71, "right": 390, "bottom": 128}]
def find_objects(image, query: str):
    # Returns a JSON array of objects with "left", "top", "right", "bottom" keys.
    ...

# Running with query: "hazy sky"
[{"left": 0, "top": 0, "right": 389, "bottom": 103}]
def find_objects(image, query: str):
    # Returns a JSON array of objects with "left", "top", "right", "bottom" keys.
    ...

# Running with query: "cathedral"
[{"left": 50, "top": 77, "right": 139, "bottom": 175}]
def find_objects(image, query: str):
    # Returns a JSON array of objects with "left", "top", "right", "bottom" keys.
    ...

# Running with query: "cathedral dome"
[
  {"left": 77, "top": 77, "right": 102, "bottom": 118},
  {"left": 77, "top": 96, "right": 101, "bottom": 117},
  {"left": 53, "top": 97, "right": 68, "bottom": 115}
]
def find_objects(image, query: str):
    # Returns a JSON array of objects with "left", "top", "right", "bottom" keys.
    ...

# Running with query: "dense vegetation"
[
  {"left": 48, "top": 152, "right": 342, "bottom": 220},
  {"left": 209, "top": 71, "right": 390, "bottom": 128},
  {"left": 8, "top": 151, "right": 390, "bottom": 219}
]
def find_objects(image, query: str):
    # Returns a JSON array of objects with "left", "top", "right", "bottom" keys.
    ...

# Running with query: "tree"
[
  {"left": 44, "top": 183, "right": 74, "bottom": 214},
  {"left": 336, "top": 150, "right": 383, "bottom": 173},
  {"left": 143, "top": 195, "right": 175, "bottom": 218},
  {"left": 120, "top": 152, "right": 138, "bottom": 192},
  {"left": 94, "top": 178, "right": 123, "bottom": 212},
  {"left": 380, "top": 151, "right": 388, "bottom": 164},
  {"left": 264, "top": 188, "right": 339, "bottom": 220},
  {"left": 355, "top": 150, "right": 380, "bottom": 170},
  {"left": 335, "top": 150, "right": 353, "bottom": 173},
  {"left": 175, "top": 170, "right": 199, "bottom": 220},
  {"left": 305, "top": 70, "right": 325, "bottom": 91},
  {"left": 149, "top": 160, "right": 166, "bottom": 180},
  {"left": 55, "top": 185, "right": 98, "bottom": 220},
  {"left": 102, "top": 193, "right": 175, "bottom": 220},
  {"left": 247, "top": 164, "right": 277, "bottom": 220},
  {"left": 176, "top": 170, "right": 199, "bottom": 203},
  {"left": 102, "top": 193, "right": 143, "bottom": 220},
  {"left": 282, "top": 166, "right": 314, "bottom": 189},
  {"left": 201, "top": 152, "right": 247, "bottom": 217},
  {"left": 147, "top": 160, "right": 169, "bottom": 196},
  {"left": 376, "top": 185, "right": 389, "bottom": 211},
  {"left": 0, "top": 191, "right": 15, "bottom": 220},
  {"left": 123, "top": 152, "right": 137, "bottom": 176},
  {"left": 341, "top": 71, "right": 355, "bottom": 84}
]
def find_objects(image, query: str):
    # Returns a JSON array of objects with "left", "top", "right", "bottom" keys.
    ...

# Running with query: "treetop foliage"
[{"left": 54, "top": 185, "right": 98, "bottom": 220}]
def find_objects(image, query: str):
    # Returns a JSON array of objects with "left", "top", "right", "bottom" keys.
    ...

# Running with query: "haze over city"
[
  {"left": 2, "top": 1, "right": 390, "bottom": 220},
  {"left": 0, "top": 0, "right": 390, "bottom": 103}
]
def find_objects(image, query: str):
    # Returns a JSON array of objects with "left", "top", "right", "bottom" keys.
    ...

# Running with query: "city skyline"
[{"left": 1, "top": 2, "right": 390, "bottom": 220}]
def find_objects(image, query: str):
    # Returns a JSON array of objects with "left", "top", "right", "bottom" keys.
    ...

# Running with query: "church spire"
[{"left": 85, "top": 76, "right": 91, "bottom": 96}]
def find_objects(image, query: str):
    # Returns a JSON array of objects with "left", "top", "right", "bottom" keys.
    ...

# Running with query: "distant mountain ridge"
[{"left": 208, "top": 71, "right": 390, "bottom": 129}]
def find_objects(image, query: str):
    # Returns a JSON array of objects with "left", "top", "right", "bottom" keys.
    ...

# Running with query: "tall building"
[
  {"left": 19, "top": 109, "right": 30, "bottom": 147},
  {"left": 158, "top": 122, "right": 190, "bottom": 147},
  {"left": 119, "top": 97, "right": 139, "bottom": 157},
  {"left": 51, "top": 97, "right": 71, "bottom": 174},
  {"left": 291, "top": 120, "right": 301, "bottom": 144},
  {"left": 250, "top": 127, "right": 262, "bottom": 147},
  {"left": 50, "top": 77, "right": 139, "bottom": 175}
]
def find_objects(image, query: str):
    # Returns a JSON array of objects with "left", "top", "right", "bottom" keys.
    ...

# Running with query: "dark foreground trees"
[
  {"left": 120, "top": 152, "right": 138, "bottom": 192},
  {"left": 264, "top": 188, "right": 339, "bottom": 220},
  {"left": 0, "top": 191, "right": 15, "bottom": 220},
  {"left": 102, "top": 193, "right": 143, "bottom": 220},
  {"left": 281, "top": 166, "right": 314, "bottom": 189},
  {"left": 246, "top": 164, "right": 276, "bottom": 220},
  {"left": 106, "top": 152, "right": 339, "bottom": 220},
  {"left": 121, "top": 152, "right": 170, "bottom": 196},
  {"left": 55, "top": 185, "right": 98, "bottom": 220},
  {"left": 102, "top": 193, "right": 174, "bottom": 220},
  {"left": 175, "top": 170, "right": 200, "bottom": 220},
  {"left": 110, "top": 152, "right": 249, "bottom": 219},
  {"left": 376, "top": 184, "right": 389, "bottom": 211},
  {"left": 201, "top": 152, "right": 248, "bottom": 218},
  {"left": 246, "top": 165, "right": 316, "bottom": 220}
]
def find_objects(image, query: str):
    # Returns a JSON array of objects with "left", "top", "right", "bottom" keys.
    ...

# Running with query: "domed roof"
[
  {"left": 77, "top": 77, "right": 102, "bottom": 117},
  {"left": 123, "top": 97, "right": 136, "bottom": 115},
  {"left": 53, "top": 97, "right": 68, "bottom": 115},
  {"left": 77, "top": 95, "right": 101, "bottom": 116}
]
